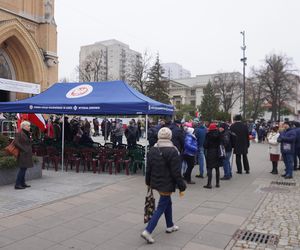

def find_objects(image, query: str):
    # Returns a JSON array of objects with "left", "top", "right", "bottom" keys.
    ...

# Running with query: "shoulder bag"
[
  {"left": 5, "top": 140, "right": 19, "bottom": 158},
  {"left": 144, "top": 186, "right": 155, "bottom": 223}
]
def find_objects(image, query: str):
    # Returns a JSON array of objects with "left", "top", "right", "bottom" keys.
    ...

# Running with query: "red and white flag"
[{"left": 17, "top": 113, "right": 46, "bottom": 132}]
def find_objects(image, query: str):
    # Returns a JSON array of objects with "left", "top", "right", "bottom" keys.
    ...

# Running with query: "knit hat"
[
  {"left": 208, "top": 123, "right": 218, "bottom": 131},
  {"left": 158, "top": 127, "right": 172, "bottom": 140}
]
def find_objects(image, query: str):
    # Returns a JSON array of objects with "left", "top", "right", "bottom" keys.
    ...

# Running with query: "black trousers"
[
  {"left": 235, "top": 154, "right": 249, "bottom": 173},
  {"left": 183, "top": 155, "right": 195, "bottom": 182},
  {"left": 207, "top": 167, "right": 220, "bottom": 186}
]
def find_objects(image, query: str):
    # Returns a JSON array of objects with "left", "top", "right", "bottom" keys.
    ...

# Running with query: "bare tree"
[
  {"left": 77, "top": 50, "right": 107, "bottom": 82},
  {"left": 245, "top": 72, "right": 265, "bottom": 121},
  {"left": 125, "top": 51, "right": 151, "bottom": 94},
  {"left": 212, "top": 72, "right": 242, "bottom": 113},
  {"left": 255, "top": 54, "right": 297, "bottom": 121}
]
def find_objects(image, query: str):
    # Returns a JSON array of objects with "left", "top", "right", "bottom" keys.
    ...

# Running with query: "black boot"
[
  {"left": 204, "top": 169, "right": 212, "bottom": 189},
  {"left": 271, "top": 162, "right": 278, "bottom": 174}
]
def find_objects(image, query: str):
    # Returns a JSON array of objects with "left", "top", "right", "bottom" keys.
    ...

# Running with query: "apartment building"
[{"left": 79, "top": 39, "right": 141, "bottom": 82}]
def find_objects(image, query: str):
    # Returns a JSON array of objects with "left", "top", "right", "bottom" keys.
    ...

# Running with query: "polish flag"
[
  {"left": 17, "top": 113, "right": 46, "bottom": 132},
  {"left": 28, "top": 113, "right": 46, "bottom": 132}
]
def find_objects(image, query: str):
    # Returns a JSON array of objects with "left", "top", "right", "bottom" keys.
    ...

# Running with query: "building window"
[
  {"left": 191, "top": 90, "right": 195, "bottom": 96},
  {"left": 190, "top": 100, "right": 196, "bottom": 107}
]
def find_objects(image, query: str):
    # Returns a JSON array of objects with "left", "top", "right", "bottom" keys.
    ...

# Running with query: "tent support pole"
[
  {"left": 61, "top": 114, "right": 65, "bottom": 171},
  {"left": 104, "top": 117, "right": 107, "bottom": 144},
  {"left": 144, "top": 114, "right": 148, "bottom": 175}
]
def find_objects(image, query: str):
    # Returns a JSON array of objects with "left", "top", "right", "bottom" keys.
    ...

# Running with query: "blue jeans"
[
  {"left": 15, "top": 168, "right": 27, "bottom": 187},
  {"left": 282, "top": 153, "right": 294, "bottom": 177},
  {"left": 223, "top": 151, "right": 232, "bottom": 177},
  {"left": 198, "top": 147, "right": 205, "bottom": 175},
  {"left": 145, "top": 195, "right": 173, "bottom": 234}
]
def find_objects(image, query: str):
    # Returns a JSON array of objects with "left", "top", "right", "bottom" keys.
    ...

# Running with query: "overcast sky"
[{"left": 55, "top": 0, "right": 300, "bottom": 81}]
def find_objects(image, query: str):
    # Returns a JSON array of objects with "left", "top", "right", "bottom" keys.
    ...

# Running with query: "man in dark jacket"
[
  {"left": 230, "top": 114, "right": 250, "bottom": 174},
  {"left": 278, "top": 121, "right": 296, "bottom": 178}
]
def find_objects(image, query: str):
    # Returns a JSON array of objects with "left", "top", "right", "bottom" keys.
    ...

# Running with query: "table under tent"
[{"left": 0, "top": 80, "right": 174, "bottom": 175}]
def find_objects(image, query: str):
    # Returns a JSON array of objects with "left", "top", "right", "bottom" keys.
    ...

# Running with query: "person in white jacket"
[{"left": 267, "top": 125, "right": 280, "bottom": 174}]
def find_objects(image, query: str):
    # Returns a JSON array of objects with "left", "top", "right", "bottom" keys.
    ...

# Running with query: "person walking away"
[
  {"left": 278, "top": 121, "right": 296, "bottom": 179},
  {"left": 203, "top": 123, "right": 222, "bottom": 188},
  {"left": 293, "top": 121, "right": 300, "bottom": 171},
  {"left": 219, "top": 122, "right": 234, "bottom": 180},
  {"left": 267, "top": 125, "right": 280, "bottom": 174},
  {"left": 141, "top": 127, "right": 186, "bottom": 244},
  {"left": 230, "top": 114, "right": 250, "bottom": 174},
  {"left": 182, "top": 126, "right": 198, "bottom": 184},
  {"left": 194, "top": 121, "right": 207, "bottom": 178},
  {"left": 13, "top": 121, "right": 33, "bottom": 189},
  {"left": 125, "top": 120, "right": 138, "bottom": 149}
]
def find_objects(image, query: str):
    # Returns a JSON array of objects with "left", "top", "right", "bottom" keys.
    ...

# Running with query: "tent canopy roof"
[{"left": 0, "top": 81, "right": 174, "bottom": 115}]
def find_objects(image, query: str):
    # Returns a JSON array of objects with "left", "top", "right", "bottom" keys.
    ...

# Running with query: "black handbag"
[{"left": 144, "top": 187, "right": 155, "bottom": 223}]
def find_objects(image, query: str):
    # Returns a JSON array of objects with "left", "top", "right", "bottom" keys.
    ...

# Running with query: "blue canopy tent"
[
  {"left": 0, "top": 80, "right": 174, "bottom": 171},
  {"left": 0, "top": 81, "right": 174, "bottom": 115}
]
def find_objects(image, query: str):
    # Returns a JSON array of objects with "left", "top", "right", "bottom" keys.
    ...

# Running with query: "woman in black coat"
[
  {"left": 13, "top": 121, "right": 33, "bottom": 189},
  {"left": 141, "top": 127, "right": 186, "bottom": 244},
  {"left": 203, "top": 123, "right": 221, "bottom": 189}
]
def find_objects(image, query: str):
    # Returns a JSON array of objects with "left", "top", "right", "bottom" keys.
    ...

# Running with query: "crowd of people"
[
  {"left": 41, "top": 116, "right": 146, "bottom": 148},
  {"left": 142, "top": 115, "right": 300, "bottom": 243},
  {"left": 146, "top": 115, "right": 300, "bottom": 186},
  {"left": 147, "top": 114, "right": 250, "bottom": 189}
]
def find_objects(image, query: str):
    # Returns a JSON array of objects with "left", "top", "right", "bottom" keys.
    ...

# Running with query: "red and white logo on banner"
[{"left": 66, "top": 84, "right": 93, "bottom": 99}]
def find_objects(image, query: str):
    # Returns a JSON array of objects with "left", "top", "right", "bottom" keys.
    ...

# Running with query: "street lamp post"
[{"left": 240, "top": 31, "right": 247, "bottom": 120}]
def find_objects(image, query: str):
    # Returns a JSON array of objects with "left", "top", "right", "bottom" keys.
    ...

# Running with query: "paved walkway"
[{"left": 0, "top": 143, "right": 298, "bottom": 249}]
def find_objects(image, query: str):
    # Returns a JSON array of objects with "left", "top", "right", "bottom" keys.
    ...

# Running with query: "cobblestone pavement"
[{"left": 227, "top": 160, "right": 300, "bottom": 249}]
